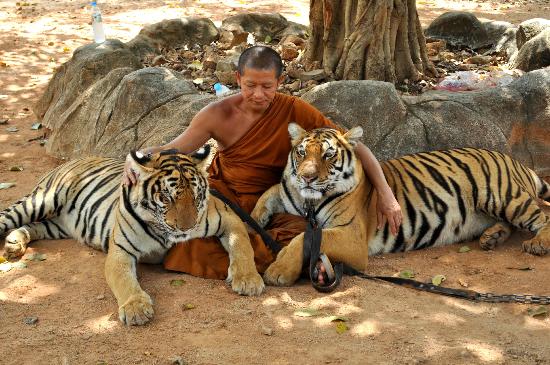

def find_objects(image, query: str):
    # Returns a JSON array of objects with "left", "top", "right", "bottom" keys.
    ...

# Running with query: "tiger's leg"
[
  {"left": 217, "top": 210, "right": 265, "bottom": 296},
  {"left": 250, "top": 185, "right": 284, "bottom": 228},
  {"left": 105, "top": 243, "right": 153, "bottom": 326},
  {"left": 479, "top": 222, "right": 512, "bottom": 251},
  {"left": 500, "top": 192, "right": 549, "bottom": 255},
  {"left": 3, "top": 219, "right": 68, "bottom": 259},
  {"left": 264, "top": 228, "right": 366, "bottom": 286}
]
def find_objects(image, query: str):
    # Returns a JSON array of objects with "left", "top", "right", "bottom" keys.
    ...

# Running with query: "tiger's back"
[
  {"left": 370, "top": 148, "right": 549, "bottom": 255},
  {"left": 1, "top": 157, "right": 123, "bottom": 253}
]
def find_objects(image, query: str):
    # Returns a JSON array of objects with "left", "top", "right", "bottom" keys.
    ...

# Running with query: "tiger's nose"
[{"left": 301, "top": 162, "right": 318, "bottom": 183}]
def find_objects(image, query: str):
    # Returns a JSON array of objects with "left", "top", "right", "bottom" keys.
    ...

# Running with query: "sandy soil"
[{"left": 1, "top": 1, "right": 549, "bottom": 364}]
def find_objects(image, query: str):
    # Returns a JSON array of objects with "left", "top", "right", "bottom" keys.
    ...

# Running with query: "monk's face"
[{"left": 236, "top": 67, "right": 284, "bottom": 112}]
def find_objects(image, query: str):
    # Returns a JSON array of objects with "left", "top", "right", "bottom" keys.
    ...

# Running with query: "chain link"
[{"left": 476, "top": 293, "right": 550, "bottom": 304}]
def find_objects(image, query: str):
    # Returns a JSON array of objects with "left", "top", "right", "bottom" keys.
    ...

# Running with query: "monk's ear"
[
  {"left": 288, "top": 122, "right": 306, "bottom": 146},
  {"left": 343, "top": 127, "right": 363, "bottom": 147}
]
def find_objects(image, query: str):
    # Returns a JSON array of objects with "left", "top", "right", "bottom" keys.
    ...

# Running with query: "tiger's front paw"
[
  {"left": 118, "top": 292, "right": 154, "bottom": 326},
  {"left": 3, "top": 230, "right": 30, "bottom": 259},
  {"left": 230, "top": 270, "right": 265, "bottom": 296},
  {"left": 263, "top": 248, "right": 302, "bottom": 286},
  {"left": 522, "top": 238, "right": 549, "bottom": 256}
]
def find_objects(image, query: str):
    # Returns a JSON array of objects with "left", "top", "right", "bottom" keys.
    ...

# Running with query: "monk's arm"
[
  {"left": 355, "top": 142, "right": 402, "bottom": 236},
  {"left": 122, "top": 104, "right": 216, "bottom": 185}
]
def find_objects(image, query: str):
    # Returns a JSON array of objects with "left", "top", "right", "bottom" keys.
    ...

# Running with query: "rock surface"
[{"left": 425, "top": 12, "right": 490, "bottom": 49}]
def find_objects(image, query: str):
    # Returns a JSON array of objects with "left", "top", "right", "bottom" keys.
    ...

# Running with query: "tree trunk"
[{"left": 305, "top": 0, "right": 437, "bottom": 83}]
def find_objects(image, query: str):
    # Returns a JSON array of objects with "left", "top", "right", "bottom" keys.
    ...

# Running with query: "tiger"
[
  {"left": 1, "top": 147, "right": 264, "bottom": 325},
  {"left": 251, "top": 123, "right": 550, "bottom": 286}
]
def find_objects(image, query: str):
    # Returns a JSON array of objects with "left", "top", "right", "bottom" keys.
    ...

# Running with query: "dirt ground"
[{"left": 1, "top": 1, "right": 550, "bottom": 364}]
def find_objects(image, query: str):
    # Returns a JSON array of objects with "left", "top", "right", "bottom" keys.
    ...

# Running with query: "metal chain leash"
[{"left": 476, "top": 293, "right": 550, "bottom": 305}]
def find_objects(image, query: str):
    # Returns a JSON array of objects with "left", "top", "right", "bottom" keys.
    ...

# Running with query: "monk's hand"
[
  {"left": 376, "top": 189, "right": 402, "bottom": 236},
  {"left": 123, "top": 153, "right": 138, "bottom": 186}
]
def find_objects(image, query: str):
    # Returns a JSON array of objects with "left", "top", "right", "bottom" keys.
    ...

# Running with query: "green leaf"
[
  {"left": 9, "top": 166, "right": 23, "bottom": 171},
  {"left": 187, "top": 60, "right": 203, "bottom": 70},
  {"left": 327, "top": 315, "right": 349, "bottom": 322},
  {"left": 399, "top": 269, "right": 415, "bottom": 279},
  {"left": 264, "top": 35, "right": 272, "bottom": 43},
  {"left": 431, "top": 274, "right": 446, "bottom": 286},
  {"left": 182, "top": 303, "right": 195, "bottom": 310},
  {"left": 458, "top": 245, "right": 471, "bottom": 253},
  {"left": 0, "top": 182, "right": 16, "bottom": 190},
  {"left": 31, "top": 122, "right": 42, "bottom": 130},
  {"left": 527, "top": 306, "right": 548, "bottom": 318},
  {"left": 170, "top": 279, "right": 185, "bottom": 286},
  {"left": 26, "top": 253, "right": 47, "bottom": 261},
  {"left": 294, "top": 308, "right": 320, "bottom": 317},
  {"left": 192, "top": 78, "right": 204, "bottom": 85},
  {"left": 336, "top": 322, "right": 348, "bottom": 334},
  {"left": 12, "top": 261, "right": 27, "bottom": 269}
]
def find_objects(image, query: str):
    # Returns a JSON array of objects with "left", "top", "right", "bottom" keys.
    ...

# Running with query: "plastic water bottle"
[
  {"left": 91, "top": 1, "right": 106, "bottom": 44},
  {"left": 214, "top": 83, "right": 231, "bottom": 96}
]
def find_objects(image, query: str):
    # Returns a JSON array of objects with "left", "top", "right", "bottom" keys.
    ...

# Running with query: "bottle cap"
[
  {"left": 91, "top": 1, "right": 97, "bottom": 5},
  {"left": 213, "top": 83, "right": 222, "bottom": 91}
]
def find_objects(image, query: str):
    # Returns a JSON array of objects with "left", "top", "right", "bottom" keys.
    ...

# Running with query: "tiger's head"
[
  {"left": 287, "top": 123, "right": 363, "bottom": 201},
  {"left": 126, "top": 146, "right": 211, "bottom": 236}
]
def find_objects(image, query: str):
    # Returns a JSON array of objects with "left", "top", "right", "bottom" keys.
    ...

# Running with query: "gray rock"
[
  {"left": 511, "top": 28, "right": 550, "bottom": 72},
  {"left": 44, "top": 67, "right": 216, "bottom": 159},
  {"left": 127, "top": 18, "right": 219, "bottom": 59},
  {"left": 216, "top": 53, "right": 240, "bottom": 73},
  {"left": 516, "top": 18, "right": 550, "bottom": 49},
  {"left": 425, "top": 12, "right": 489, "bottom": 49},
  {"left": 279, "top": 21, "right": 309, "bottom": 39},
  {"left": 494, "top": 27, "right": 518, "bottom": 61},
  {"left": 34, "top": 40, "right": 142, "bottom": 129},
  {"left": 221, "top": 13, "right": 288, "bottom": 41},
  {"left": 302, "top": 81, "right": 408, "bottom": 156},
  {"left": 303, "top": 70, "right": 550, "bottom": 175}
]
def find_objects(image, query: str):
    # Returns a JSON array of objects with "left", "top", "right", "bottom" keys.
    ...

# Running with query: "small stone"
[
  {"left": 170, "top": 355, "right": 187, "bottom": 365},
  {"left": 286, "top": 80, "right": 301, "bottom": 92},
  {"left": 24, "top": 316, "right": 38, "bottom": 325},
  {"left": 152, "top": 55, "right": 167, "bottom": 66},
  {"left": 96, "top": 294, "right": 105, "bottom": 300},
  {"left": 280, "top": 44, "right": 299, "bottom": 61},
  {"left": 305, "top": 80, "right": 319, "bottom": 88},
  {"left": 261, "top": 325, "right": 274, "bottom": 336},
  {"left": 297, "top": 69, "right": 325, "bottom": 82},
  {"left": 466, "top": 55, "right": 494, "bottom": 65}
]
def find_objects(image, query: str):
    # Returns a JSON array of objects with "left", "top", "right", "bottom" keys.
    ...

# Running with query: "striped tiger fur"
[
  {"left": 251, "top": 123, "right": 550, "bottom": 286},
  {"left": 1, "top": 147, "right": 264, "bottom": 325}
]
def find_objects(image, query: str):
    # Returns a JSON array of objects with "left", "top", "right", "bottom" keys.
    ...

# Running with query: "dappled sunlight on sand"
[
  {"left": 350, "top": 319, "right": 380, "bottom": 336},
  {"left": 465, "top": 342, "right": 505, "bottom": 362},
  {"left": 0, "top": 274, "right": 60, "bottom": 304},
  {"left": 83, "top": 313, "right": 119, "bottom": 333}
]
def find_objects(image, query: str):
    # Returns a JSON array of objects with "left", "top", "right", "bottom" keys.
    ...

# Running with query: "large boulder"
[
  {"left": 34, "top": 40, "right": 142, "bottom": 127},
  {"left": 425, "top": 12, "right": 490, "bottom": 49},
  {"left": 220, "top": 13, "right": 304, "bottom": 41},
  {"left": 511, "top": 28, "right": 550, "bottom": 72},
  {"left": 303, "top": 69, "right": 550, "bottom": 176},
  {"left": 45, "top": 67, "right": 216, "bottom": 159},
  {"left": 516, "top": 18, "right": 550, "bottom": 49},
  {"left": 127, "top": 17, "right": 219, "bottom": 59}
]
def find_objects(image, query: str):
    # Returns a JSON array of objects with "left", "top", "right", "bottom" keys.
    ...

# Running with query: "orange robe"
[{"left": 163, "top": 93, "right": 340, "bottom": 279}]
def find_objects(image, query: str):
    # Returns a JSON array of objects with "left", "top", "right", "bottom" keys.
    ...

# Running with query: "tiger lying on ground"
[
  {"left": 251, "top": 123, "right": 550, "bottom": 286},
  {"left": 0, "top": 147, "right": 264, "bottom": 325}
]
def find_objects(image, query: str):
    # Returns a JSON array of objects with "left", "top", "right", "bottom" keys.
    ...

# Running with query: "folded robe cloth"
[{"left": 163, "top": 93, "right": 341, "bottom": 279}]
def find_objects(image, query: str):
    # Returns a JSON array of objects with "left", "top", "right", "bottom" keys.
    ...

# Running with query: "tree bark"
[{"left": 305, "top": 0, "right": 437, "bottom": 83}]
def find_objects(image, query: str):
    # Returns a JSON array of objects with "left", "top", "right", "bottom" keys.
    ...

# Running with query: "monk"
[{"left": 122, "top": 46, "right": 402, "bottom": 282}]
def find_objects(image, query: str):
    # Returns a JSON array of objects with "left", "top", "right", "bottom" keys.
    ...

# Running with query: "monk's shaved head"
[{"left": 237, "top": 46, "right": 283, "bottom": 78}]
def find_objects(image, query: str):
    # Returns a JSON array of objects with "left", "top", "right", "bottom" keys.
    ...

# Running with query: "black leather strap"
[{"left": 209, "top": 189, "right": 282, "bottom": 254}]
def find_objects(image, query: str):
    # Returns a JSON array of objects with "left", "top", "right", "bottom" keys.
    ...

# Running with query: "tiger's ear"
[
  {"left": 189, "top": 144, "right": 211, "bottom": 171},
  {"left": 128, "top": 150, "right": 155, "bottom": 177},
  {"left": 288, "top": 122, "right": 306, "bottom": 146},
  {"left": 343, "top": 127, "right": 363, "bottom": 147}
]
